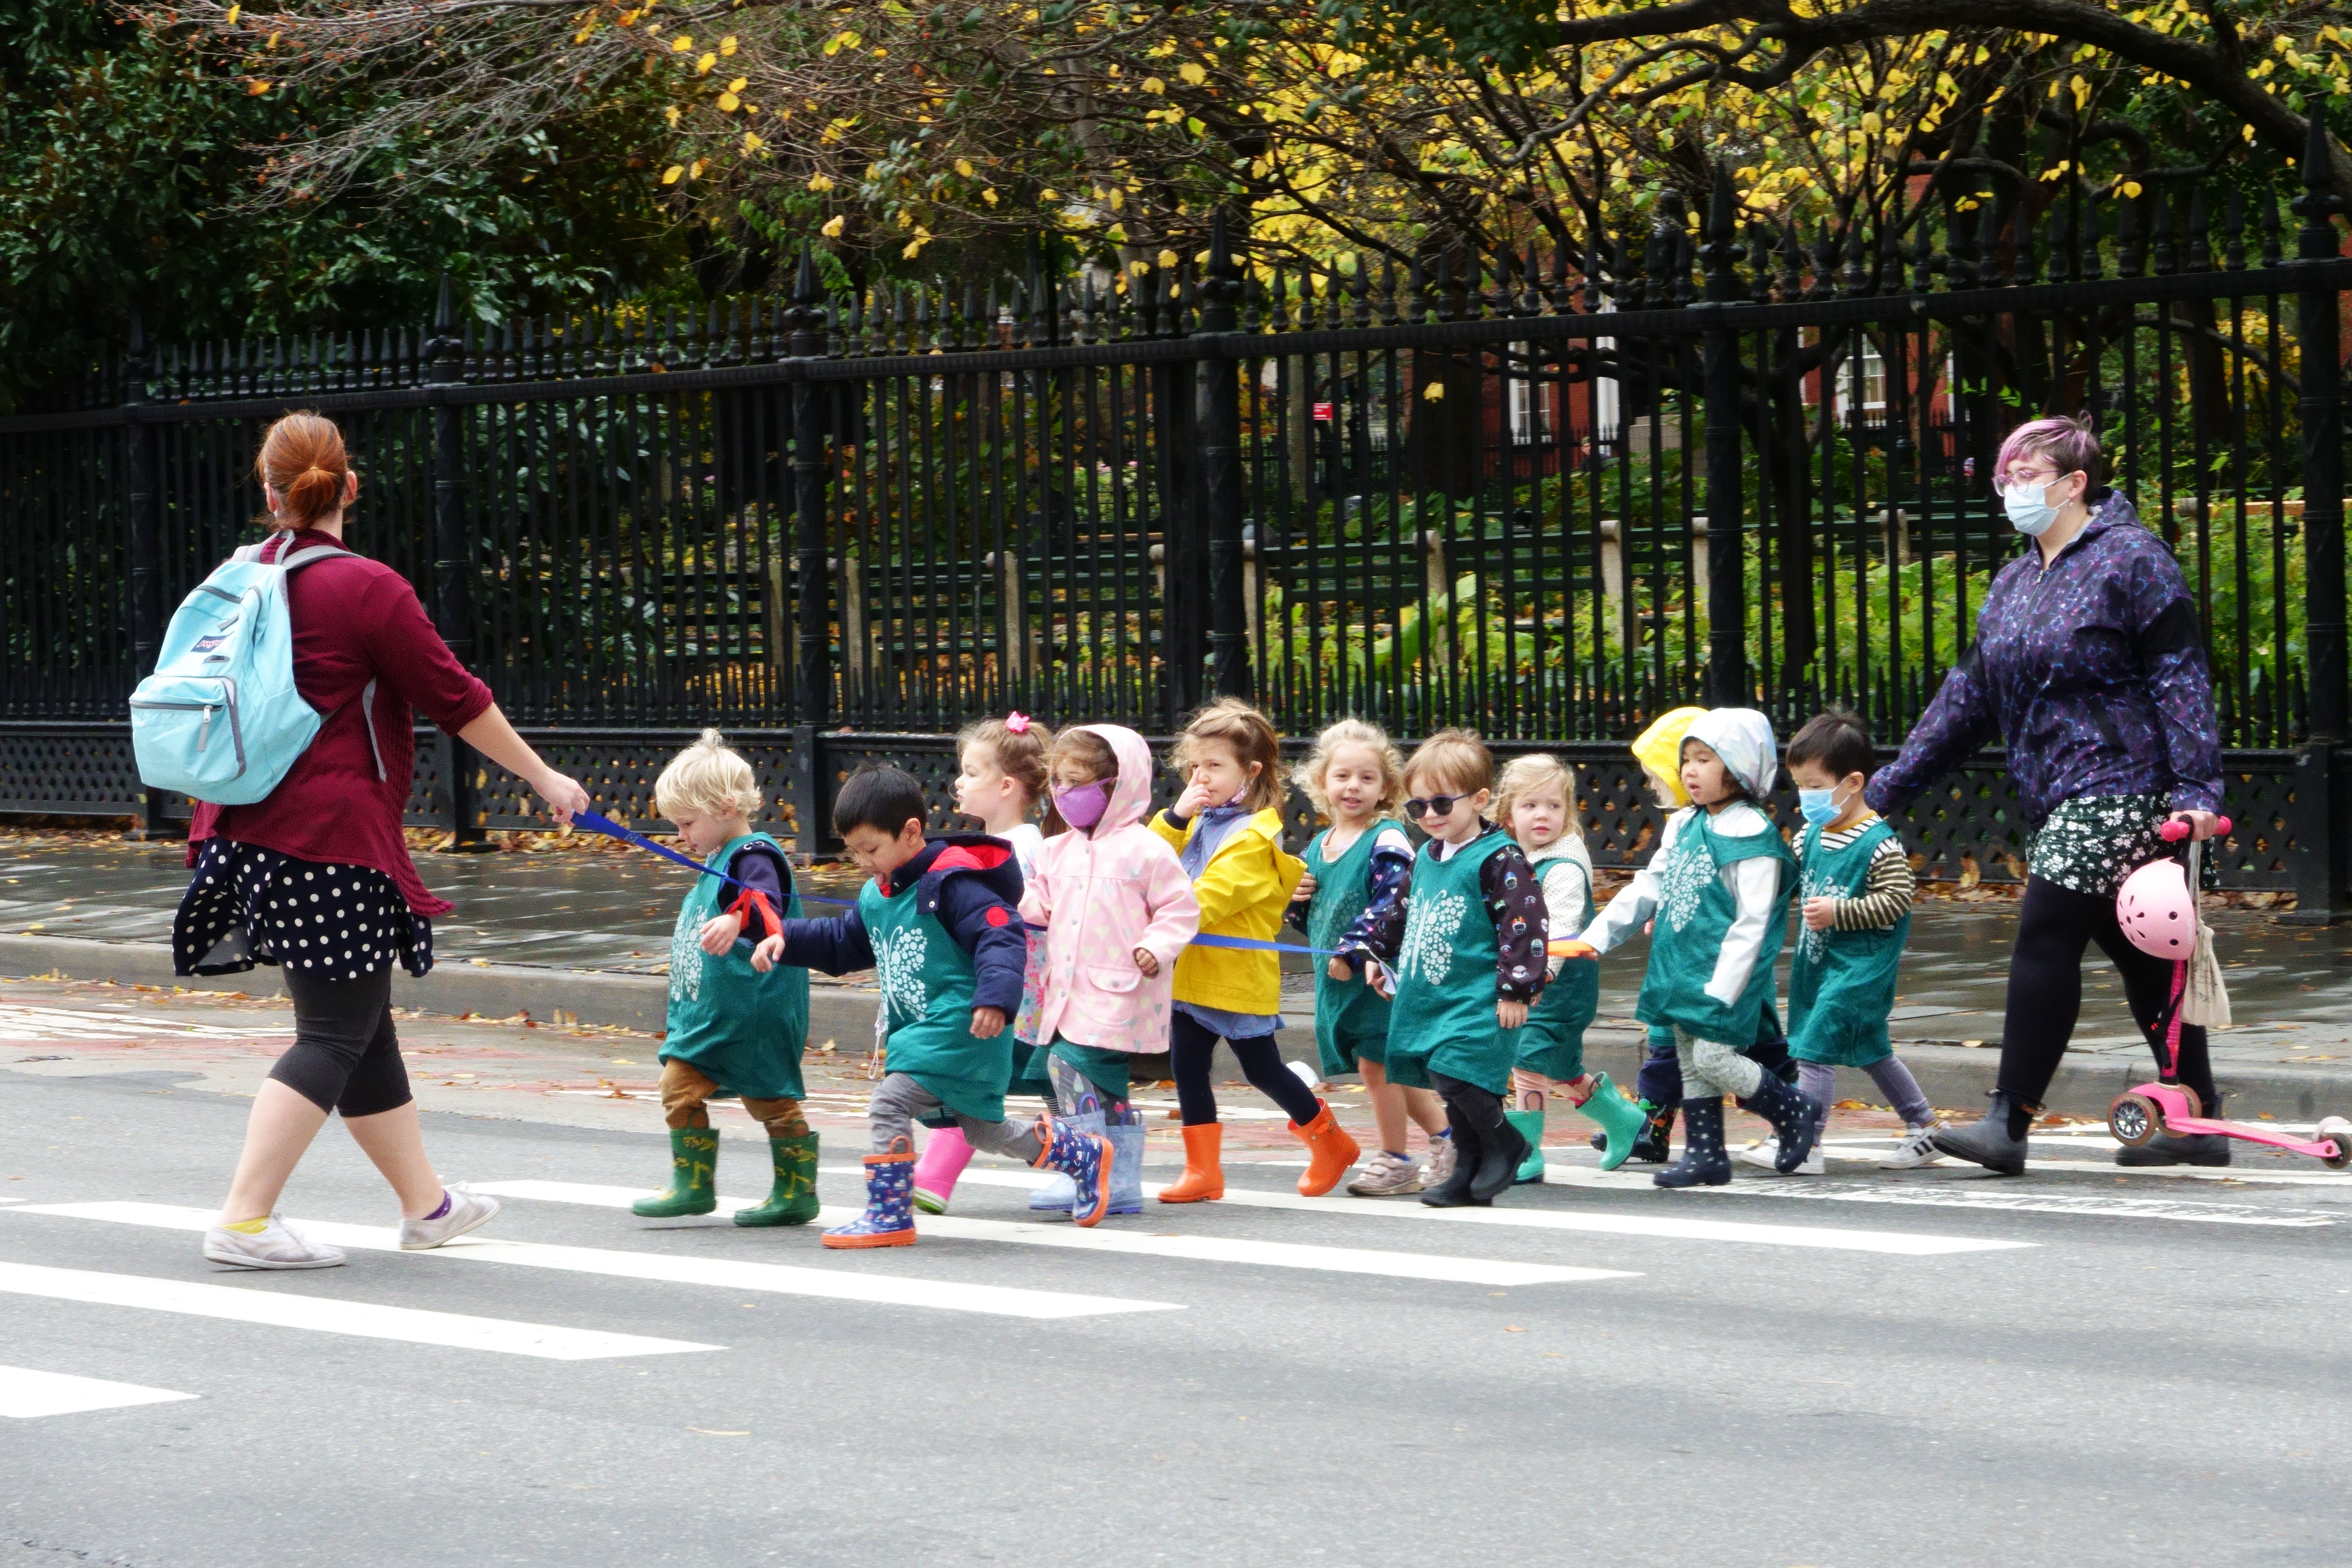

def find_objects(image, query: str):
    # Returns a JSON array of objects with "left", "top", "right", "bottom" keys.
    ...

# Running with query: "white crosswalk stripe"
[
  {"left": 6, "top": 1202, "right": 1178, "bottom": 1321},
  {"left": 0, "top": 1259, "right": 713, "bottom": 1360},
  {"left": 0, "top": 1363, "right": 197, "bottom": 1419},
  {"left": 937, "top": 1169, "right": 2031, "bottom": 1255},
  {"left": 473, "top": 1180, "right": 1635, "bottom": 1288}
]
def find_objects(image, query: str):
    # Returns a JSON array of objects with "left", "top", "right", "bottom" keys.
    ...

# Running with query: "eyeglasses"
[{"left": 1404, "top": 794, "right": 1464, "bottom": 819}]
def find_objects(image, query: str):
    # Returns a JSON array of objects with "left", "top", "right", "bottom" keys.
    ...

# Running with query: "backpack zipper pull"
[{"left": 197, "top": 704, "right": 216, "bottom": 752}]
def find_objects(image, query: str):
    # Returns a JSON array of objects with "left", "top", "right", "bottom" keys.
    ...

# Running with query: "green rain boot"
[
  {"left": 734, "top": 1133, "right": 822, "bottom": 1227},
  {"left": 633, "top": 1128, "right": 719, "bottom": 1217},
  {"left": 1505, "top": 1108, "right": 1546, "bottom": 1185},
  {"left": 1578, "top": 1073, "right": 1652, "bottom": 1173}
]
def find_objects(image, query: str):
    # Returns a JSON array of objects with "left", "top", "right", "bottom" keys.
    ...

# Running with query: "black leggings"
[
  {"left": 266, "top": 964, "right": 414, "bottom": 1118},
  {"left": 1997, "top": 875, "right": 2217, "bottom": 1111},
  {"left": 1170, "top": 1010, "right": 1322, "bottom": 1127},
  {"left": 1430, "top": 1071, "right": 1508, "bottom": 1134}
]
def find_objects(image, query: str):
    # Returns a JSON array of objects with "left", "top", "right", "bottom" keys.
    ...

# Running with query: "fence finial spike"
[
  {"left": 794, "top": 244, "right": 820, "bottom": 305},
  {"left": 434, "top": 273, "right": 454, "bottom": 333},
  {"left": 2296, "top": 108, "right": 2345, "bottom": 259}
]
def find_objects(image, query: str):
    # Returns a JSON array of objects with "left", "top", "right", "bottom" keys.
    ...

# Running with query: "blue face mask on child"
[{"left": 1797, "top": 784, "right": 1851, "bottom": 828}]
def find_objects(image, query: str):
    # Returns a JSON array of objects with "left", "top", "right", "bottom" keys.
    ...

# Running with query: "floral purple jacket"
[{"left": 1866, "top": 490, "right": 2224, "bottom": 828}]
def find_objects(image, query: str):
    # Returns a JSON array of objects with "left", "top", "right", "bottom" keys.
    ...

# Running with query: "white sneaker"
[
  {"left": 1422, "top": 1134, "right": 1457, "bottom": 1189},
  {"left": 202, "top": 1213, "right": 345, "bottom": 1270},
  {"left": 1880, "top": 1124, "right": 1947, "bottom": 1169},
  {"left": 1738, "top": 1138, "right": 1825, "bottom": 1176},
  {"left": 400, "top": 1184, "right": 501, "bottom": 1251},
  {"left": 1346, "top": 1150, "right": 1424, "bottom": 1196}
]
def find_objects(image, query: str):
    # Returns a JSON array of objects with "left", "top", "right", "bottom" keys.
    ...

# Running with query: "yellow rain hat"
[{"left": 1630, "top": 706, "right": 1709, "bottom": 808}]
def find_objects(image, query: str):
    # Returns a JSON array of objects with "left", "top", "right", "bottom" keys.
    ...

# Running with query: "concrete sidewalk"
[{"left": 5, "top": 830, "right": 2349, "bottom": 1119}]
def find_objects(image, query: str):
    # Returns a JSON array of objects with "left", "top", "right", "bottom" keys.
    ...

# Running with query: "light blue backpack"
[{"left": 130, "top": 536, "right": 387, "bottom": 805}]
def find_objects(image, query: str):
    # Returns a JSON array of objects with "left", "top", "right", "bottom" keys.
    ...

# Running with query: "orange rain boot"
[
  {"left": 1157, "top": 1123, "right": 1225, "bottom": 1203},
  {"left": 1293, "top": 1101, "right": 1362, "bottom": 1197}
]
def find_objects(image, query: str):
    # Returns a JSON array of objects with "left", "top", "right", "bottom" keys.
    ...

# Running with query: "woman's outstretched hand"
[{"left": 534, "top": 769, "right": 590, "bottom": 826}]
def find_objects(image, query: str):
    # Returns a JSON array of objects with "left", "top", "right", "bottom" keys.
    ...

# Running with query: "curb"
[{"left": 11, "top": 933, "right": 2345, "bottom": 1124}]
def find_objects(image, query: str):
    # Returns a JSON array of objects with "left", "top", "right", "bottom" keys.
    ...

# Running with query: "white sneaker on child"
[
  {"left": 1345, "top": 1151, "right": 1423, "bottom": 1196},
  {"left": 1421, "top": 1135, "right": 1456, "bottom": 1190},
  {"left": 1880, "top": 1124, "right": 1947, "bottom": 1169},
  {"left": 1737, "top": 1138, "right": 1823, "bottom": 1176}
]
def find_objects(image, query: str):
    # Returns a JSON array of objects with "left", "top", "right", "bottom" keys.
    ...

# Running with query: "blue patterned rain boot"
[
  {"left": 1027, "top": 1106, "right": 1103, "bottom": 1214},
  {"left": 1104, "top": 1108, "right": 1146, "bottom": 1216},
  {"left": 1654, "top": 1096, "right": 1731, "bottom": 1189},
  {"left": 1031, "top": 1113, "right": 1111, "bottom": 1228},
  {"left": 821, "top": 1136, "right": 917, "bottom": 1249}
]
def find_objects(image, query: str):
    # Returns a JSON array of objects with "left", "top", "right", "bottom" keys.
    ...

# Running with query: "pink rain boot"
[{"left": 910, "top": 1127, "right": 975, "bottom": 1216}]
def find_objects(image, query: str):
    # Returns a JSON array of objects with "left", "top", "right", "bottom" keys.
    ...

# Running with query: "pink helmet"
[{"left": 2116, "top": 857, "right": 2197, "bottom": 959}]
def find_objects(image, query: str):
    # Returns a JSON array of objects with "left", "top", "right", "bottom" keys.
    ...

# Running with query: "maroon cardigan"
[{"left": 185, "top": 529, "right": 495, "bottom": 918}]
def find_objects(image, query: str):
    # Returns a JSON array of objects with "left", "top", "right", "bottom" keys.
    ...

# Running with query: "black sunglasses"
[{"left": 1404, "top": 794, "right": 1465, "bottom": 819}]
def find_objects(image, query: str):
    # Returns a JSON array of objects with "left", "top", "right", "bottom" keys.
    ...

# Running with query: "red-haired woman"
[
  {"left": 176, "top": 412, "right": 590, "bottom": 1269},
  {"left": 1868, "top": 415, "right": 2225, "bottom": 1175}
]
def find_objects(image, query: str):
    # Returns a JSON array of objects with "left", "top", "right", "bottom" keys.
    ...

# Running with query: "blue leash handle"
[{"left": 570, "top": 808, "right": 1346, "bottom": 957}]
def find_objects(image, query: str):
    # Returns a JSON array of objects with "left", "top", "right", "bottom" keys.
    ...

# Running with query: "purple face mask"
[{"left": 1053, "top": 781, "right": 1111, "bottom": 830}]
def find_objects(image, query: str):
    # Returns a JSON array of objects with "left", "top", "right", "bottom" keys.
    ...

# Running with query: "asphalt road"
[{"left": 5, "top": 992, "right": 2352, "bottom": 1568}]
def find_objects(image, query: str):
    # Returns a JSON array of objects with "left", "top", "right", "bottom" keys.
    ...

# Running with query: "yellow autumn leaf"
[
  {"left": 661, "top": 164, "right": 684, "bottom": 184},
  {"left": 1040, "top": 188, "right": 1060, "bottom": 201},
  {"left": 981, "top": 187, "right": 998, "bottom": 206},
  {"left": 718, "top": 91, "right": 739, "bottom": 111},
  {"left": 822, "top": 214, "right": 846, "bottom": 236},
  {"left": 671, "top": 35, "right": 692, "bottom": 52},
  {"left": 1142, "top": 76, "right": 1165, "bottom": 93},
  {"left": 224, "top": 3, "right": 238, "bottom": 21},
  {"left": 956, "top": 158, "right": 975, "bottom": 178},
  {"left": 719, "top": 34, "right": 738, "bottom": 54},
  {"left": 689, "top": 159, "right": 706, "bottom": 178},
  {"left": 808, "top": 171, "right": 834, "bottom": 191},
  {"left": 246, "top": 78, "right": 272, "bottom": 94},
  {"left": 695, "top": 52, "right": 716, "bottom": 74},
  {"left": 574, "top": 25, "right": 593, "bottom": 42},
  {"left": 1178, "top": 61, "right": 1206, "bottom": 85},
  {"left": 1158, "top": 248, "right": 1180, "bottom": 268},
  {"left": 742, "top": 131, "right": 764, "bottom": 153},
  {"left": 727, "top": 77, "right": 747, "bottom": 92},
  {"left": 664, "top": 104, "right": 680, "bottom": 126},
  {"left": 1421, "top": 381, "right": 1445, "bottom": 402}
]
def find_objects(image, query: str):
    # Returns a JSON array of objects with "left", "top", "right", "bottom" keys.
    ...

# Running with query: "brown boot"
[
  {"left": 1157, "top": 1123, "right": 1225, "bottom": 1203},
  {"left": 1292, "top": 1101, "right": 1361, "bottom": 1197}
]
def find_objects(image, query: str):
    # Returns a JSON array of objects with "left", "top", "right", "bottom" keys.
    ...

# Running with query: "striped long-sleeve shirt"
[{"left": 1795, "top": 815, "right": 1916, "bottom": 930}]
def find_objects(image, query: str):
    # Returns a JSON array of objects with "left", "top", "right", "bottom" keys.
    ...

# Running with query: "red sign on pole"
[{"left": 1311, "top": 401, "right": 1335, "bottom": 423}]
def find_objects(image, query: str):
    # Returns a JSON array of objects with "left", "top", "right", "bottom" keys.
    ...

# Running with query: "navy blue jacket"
[
  {"left": 1868, "top": 491, "right": 2224, "bottom": 827},
  {"left": 778, "top": 834, "right": 1028, "bottom": 1017}
]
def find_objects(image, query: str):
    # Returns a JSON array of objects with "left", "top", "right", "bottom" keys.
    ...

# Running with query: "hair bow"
[{"left": 1004, "top": 712, "right": 1032, "bottom": 734}]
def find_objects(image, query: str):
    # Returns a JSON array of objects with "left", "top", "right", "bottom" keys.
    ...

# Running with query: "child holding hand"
[
  {"left": 1153, "top": 699, "right": 1360, "bottom": 1202},
  {"left": 1021, "top": 723, "right": 1200, "bottom": 1218},
  {"left": 1343, "top": 730, "right": 1548, "bottom": 1208},
  {"left": 1291, "top": 719, "right": 1453, "bottom": 1196},
  {"left": 913, "top": 712, "right": 1055, "bottom": 1215},
  {"left": 633, "top": 730, "right": 815, "bottom": 1228},
  {"left": 1739, "top": 709, "right": 1941, "bottom": 1174},
  {"left": 1494, "top": 754, "right": 1650, "bottom": 1177},
  {"left": 1562, "top": 709, "right": 1821, "bottom": 1189},
  {"left": 752, "top": 766, "right": 1112, "bottom": 1247}
]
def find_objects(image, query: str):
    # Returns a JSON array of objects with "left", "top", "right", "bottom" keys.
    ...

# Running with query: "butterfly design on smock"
[
  {"left": 875, "top": 925, "right": 932, "bottom": 1024},
  {"left": 1398, "top": 890, "right": 1467, "bottom": 986},
  {"left": 1796, "top": 863, "right": 1838, "bottom": 963},
  {"left": 667, "top": 906, "right": 706, "bottom": 1003},
  {"left": 1654, "top": 825, "right": 1716, "bottom": 934}
]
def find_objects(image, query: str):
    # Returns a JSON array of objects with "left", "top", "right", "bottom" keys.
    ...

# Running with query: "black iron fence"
[{"left": 3, "top": 137, "right": 2349, "bottom": 912}]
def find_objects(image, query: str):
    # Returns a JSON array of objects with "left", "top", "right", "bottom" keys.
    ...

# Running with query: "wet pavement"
[{"left": 4, "top": 831, "right": 2348, "bottom": 1076}]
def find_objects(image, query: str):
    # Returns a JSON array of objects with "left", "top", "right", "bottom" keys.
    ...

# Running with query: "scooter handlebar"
[{"left": 2158, "top": 814, "right": 2232, "bottom": 843}]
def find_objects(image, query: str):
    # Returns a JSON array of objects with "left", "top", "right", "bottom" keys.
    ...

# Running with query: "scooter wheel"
[
  {"left": 2109, "top": 1093, "right": 2161, "bottom": 1148},
  {"left": 2317, "top": 1117, "right": 2352, "bottom": 1172}
]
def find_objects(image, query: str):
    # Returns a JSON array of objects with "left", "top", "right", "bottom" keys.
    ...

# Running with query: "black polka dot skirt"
[{"left": 173, "top": 839, "right": 434, "bottom": 980}]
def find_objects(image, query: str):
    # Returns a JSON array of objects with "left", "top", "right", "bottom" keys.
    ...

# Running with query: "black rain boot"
[
  {"left": 1654, "top": 1096, "right": 1731, "bottom": 1188},
  {"left": 1626, "top": 1100, "right": 1676, "bottom": 1164},
  {"left": 1470, "top": 1111, "right": 1532, "bottom": 1204},
  {"left": 1743, "top": 1072, "right": 1826, "bottom": 1176},
  {"left": 1931, "top": 1089, "right": 2037, "bottom": 1176},
  {"left": 1420, "top": 1104, "right": 1484, "bottom": 1208},
  {"left": 2117, "top": 1091, "right": 2231, "bottom": 1167}
]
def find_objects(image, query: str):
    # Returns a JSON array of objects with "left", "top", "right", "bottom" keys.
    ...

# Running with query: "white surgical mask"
[{"left": 2002, "top": 477, "right": 2063, "bottom": 537}]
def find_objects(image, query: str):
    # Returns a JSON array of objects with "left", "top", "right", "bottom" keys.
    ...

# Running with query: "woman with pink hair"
[{"left": 1867, "top": 414, "right": 2225, "bottom": 1175}]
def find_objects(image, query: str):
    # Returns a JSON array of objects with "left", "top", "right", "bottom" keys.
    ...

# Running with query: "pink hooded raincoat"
[{"left": 1019, "top": 724, "right": 1200, "bottom": 1053}]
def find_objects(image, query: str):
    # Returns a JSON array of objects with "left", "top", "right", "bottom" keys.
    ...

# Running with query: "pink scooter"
[{"left": 2107, "top": 816, "right": 2352, "bottom": 1169}]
